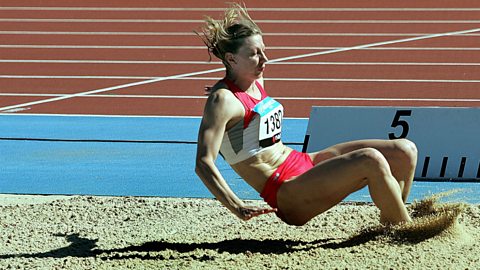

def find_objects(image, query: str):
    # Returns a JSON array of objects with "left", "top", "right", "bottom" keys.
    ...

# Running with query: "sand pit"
[{"left": 0, "top": 193, "right": 479, "bottom": 269}]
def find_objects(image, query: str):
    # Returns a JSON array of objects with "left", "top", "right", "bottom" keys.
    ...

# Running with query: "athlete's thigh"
[
  {"left": 278, "top": 150, "right": 370, "bottom": 220},
  {"left": 331, "top": 139, "right": 400, "bottom": 155},
  {"left": 309, "top": 139, "right": 400, "bottom": 165}
]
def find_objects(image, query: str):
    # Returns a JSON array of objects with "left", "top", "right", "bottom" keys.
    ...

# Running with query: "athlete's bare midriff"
[{"left": 231, "top": 142, "right": 293, "bottom": 193}]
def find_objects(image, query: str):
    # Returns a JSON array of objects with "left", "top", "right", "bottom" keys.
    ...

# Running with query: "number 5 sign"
[{"left": 302, "top": 106, "right": 480, "bottom": 181}]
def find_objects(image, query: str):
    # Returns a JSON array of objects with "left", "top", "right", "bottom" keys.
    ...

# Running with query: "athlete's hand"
[{"left": 236, "top": 205, "right": 277, "bottom": 221}]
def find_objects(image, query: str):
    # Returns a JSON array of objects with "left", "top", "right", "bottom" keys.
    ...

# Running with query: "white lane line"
[
  {"left": 0, "top": 93, "right": 61, "bottom": 97},
  {"left": 1, "top": 59, "right": 479, "bottom": 66},
  {"left": 1, "top": 18, "right": 480, "bottom": 23},
  {"left": 1, "top": 27, "right": 479, "bottom": 112},
  {"left": 271, "top": 62, "right": 480, "bottom": 66},
  {"left": 0, "top": 67, "right": 223, "bottom": 112},
  {"left": 269, "top": 28, "right": 480, "bottom": 63},
  {"left": 265, "top": 78, "right": 480, "bottom": 83},
  {"left": 1, "top": 31, "right": 479, "bottom": 36},
  {"left": 0, "top": 112, "right": 205, "bottom": 119},
  {"left": 0, "top": 93, "right": 478, "bottom": 103},
  {"left": 1, "top": 7, "right": 480, "bottom": 11},
  {"left": 0, "top": 45, "right": 206, "bottom": 49},
  {"left": 1, "top": 75, "right": 480, "bottom": 83},
  {"left": 0, "top": 31, "right": 197, "bottom": 36},
  {"left": 1, "top": 45, "right": 479, "bottom": 50},
  {"left": 0, "top": 60, "right": 224, "bottom": 64},
  {"left": 0, "top": 112, "right": 309, "bottom": 120}
]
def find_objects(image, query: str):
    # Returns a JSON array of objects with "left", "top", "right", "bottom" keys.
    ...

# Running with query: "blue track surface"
[{"left": 1, "top": 114, "right": 478, "bottom": 203}]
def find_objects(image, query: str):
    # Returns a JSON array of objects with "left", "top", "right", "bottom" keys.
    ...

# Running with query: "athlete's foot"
[{"left": 380, "top": 213, "right": 412, "bottom": 226}]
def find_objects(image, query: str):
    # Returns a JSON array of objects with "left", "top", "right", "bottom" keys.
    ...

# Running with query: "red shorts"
[{"left": 260, "top": 150, "right": 314, "bottom": 210}]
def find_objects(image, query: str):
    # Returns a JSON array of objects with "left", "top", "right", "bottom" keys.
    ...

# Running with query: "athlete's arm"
[
  {"left": 195, "top": 89, "right": 245, "bottom": 218},
  {"left": 195, "top": 89, "right": 275, "bottom": 220}
]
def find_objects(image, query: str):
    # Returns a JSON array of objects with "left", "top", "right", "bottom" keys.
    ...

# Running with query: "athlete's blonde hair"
[{"left": 195, "top": 3, "right": 262, "bottom": 65}]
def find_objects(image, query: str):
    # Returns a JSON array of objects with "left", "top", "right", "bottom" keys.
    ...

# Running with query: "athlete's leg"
[
  {"left": 277, "top": 147, "right": 411, "bottom": 226},
  {"left": 308, "top": 139, "right": 417, "bottom": 202}
]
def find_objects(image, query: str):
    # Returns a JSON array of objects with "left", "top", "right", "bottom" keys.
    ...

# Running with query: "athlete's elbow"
[
  {"left": 195, "top": 157, "right": 212, "bottom": 178},
  {"left": 194, "top": 161, "right": 204, "bottom": 177}
]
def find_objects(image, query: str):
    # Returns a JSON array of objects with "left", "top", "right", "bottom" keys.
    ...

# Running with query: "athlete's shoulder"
[
  {"left": 207, "top": 82, "right": 235, "bottom": 105},
  {"left": 203, "top": 80, "right": 242, "bottom": 118}
]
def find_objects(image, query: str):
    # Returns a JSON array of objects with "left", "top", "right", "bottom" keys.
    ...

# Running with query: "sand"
[{"left": 0, "top": 193, "right": 479, "bottom": 270}]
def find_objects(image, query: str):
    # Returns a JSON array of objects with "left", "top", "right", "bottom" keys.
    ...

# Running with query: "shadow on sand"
[{"left": 0, "top": 225, "right": 447, "bottom": 261}]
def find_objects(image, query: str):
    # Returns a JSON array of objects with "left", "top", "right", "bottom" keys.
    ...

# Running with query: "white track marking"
[
  {"left": 0, "top": 112, "right": 204, "bottom": 118},
  {"left": 1, "top": 45, "right": 479, "bottom": 50},
  {"left": 1, "top": 18, "right": 480, "bottom": 23},
  {"left": 1, "top": 7, "right": 480, "bottom": 11},
  {"left": 0, "top": 67, "right": 222, "bottom": 112},
  {"left": 1, "top": 31, "right": 198, "bottom": 36},
  {"left": 269, "top": 62, "right": 480, "bottom": 66},
  {"left": 2, "top": 59, "right": 479, "bottom": 66},
  {"left": 1, "top": 31, "right": 479, "bottom": 36},
  {"left": 0, "top": 92, "right": 478, "bottom": 103},
  {"left": 1, "top": 75, "right": 480, "bottom": 83},
  {"left": 268, "top": 28, "right": 480, "bottom": 63},
  {"left": 1, "top": 27, "right": 479, "bottom": 112},
  {"left": 0, "top": 45, "right": 205, "bottom": 49},
  {"left": 0, "top": 113, "right": 308, "bottom": 120}
]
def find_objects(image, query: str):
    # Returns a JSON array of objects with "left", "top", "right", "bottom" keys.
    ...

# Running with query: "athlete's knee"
[
  {"left": 356, "top": 148, "right": 392, "bottom": 177},
  {"left": 358, "top": 147, "right": 388, "bottom": 165},
  {"left": 393, "top": 138, "right": 418, "bottom": 165}
]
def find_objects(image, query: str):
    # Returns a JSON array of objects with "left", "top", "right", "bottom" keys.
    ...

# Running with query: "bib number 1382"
[{"left": 264, "top": 109, "right": 283, "bottom": 135}]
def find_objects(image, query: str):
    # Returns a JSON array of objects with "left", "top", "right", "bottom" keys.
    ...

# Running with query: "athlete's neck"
[{"left": 225, "top": 73, "right": 256, "bottom": 93}]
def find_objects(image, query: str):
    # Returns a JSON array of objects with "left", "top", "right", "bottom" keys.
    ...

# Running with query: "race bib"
[{"left": 252, "top": 97, "right": 283, "bottom": 147}]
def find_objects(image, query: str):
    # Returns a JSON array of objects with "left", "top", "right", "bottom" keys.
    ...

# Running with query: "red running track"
[{"left": 0, "top": 0, "right": 479, "bottom": 117}]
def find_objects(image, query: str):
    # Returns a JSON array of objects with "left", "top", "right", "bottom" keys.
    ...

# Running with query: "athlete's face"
[{"left": 226, "top": 34, "right": 268, "bottom": 79}]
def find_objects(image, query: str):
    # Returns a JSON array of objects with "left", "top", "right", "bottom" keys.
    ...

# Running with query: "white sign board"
[{"left": 303, "top": 106, "right": 479, "bottom": 181}]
